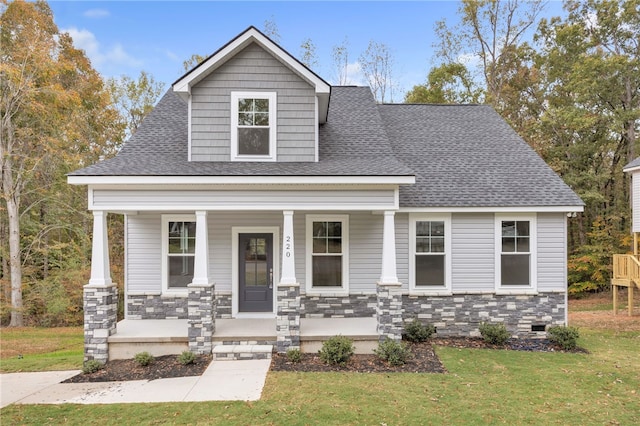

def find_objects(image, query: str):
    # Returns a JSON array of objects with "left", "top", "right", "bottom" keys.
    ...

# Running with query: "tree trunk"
[{"left": 7, "top": 195, "right": 23, "bottom": 326}]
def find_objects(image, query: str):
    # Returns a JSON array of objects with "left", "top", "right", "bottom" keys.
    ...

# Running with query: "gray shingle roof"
[
  {"left": 624, "top": 157, "right": 640, "bottom": 170},
  {"left": 378, "top": 104, "right": 583, "bottom": 207},
  {"left": 70, "top": 86, "right": 582, "bottom": 208}
]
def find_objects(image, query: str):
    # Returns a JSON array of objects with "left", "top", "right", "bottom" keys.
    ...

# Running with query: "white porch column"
[
  {"left": 89, "top": 210, "right": 112, "bottom": 286},
  {"left": 191, "top": 210, "right": 210, "bottom": 285},
  {"left": 380, "top": 210, "right": 399, "bottom": 284},
  {"left": 280, "top": 210, "right": 297, "bottom": 285}
]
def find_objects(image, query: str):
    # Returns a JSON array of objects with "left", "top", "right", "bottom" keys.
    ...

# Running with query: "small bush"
[
  {"left": 319, "top": 335, "right": 354, "bottom": 365},
  {"left": 375, "top": 339, "right": 411, "bottom": 366},
  {"left": 403, "top": 319, "right": 436, "bottom": 342},
  {"left": 548, "top": 326, "right": 580, "bottom": 350},
  {"left": 82, "top": 360, "right": 104, "bottom": 374},
  {"left": 134, "top": 351, "right": 154, "bottom": 366},
  {"left": 286, "top": 348, "right": 302, "bottom": 363},
  {"left": 479, "top": 322, "right": 510, "bottom": 345},
  {"left": 178, "top": 351, "right": 196, "bottom": 365}
]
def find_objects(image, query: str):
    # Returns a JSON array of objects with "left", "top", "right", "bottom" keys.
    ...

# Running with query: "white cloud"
[
  {"left": 83, "top": 9, "right": 110, "bottom": 19},
  {"left": 63, "top": 27, "right": 142, "bottom": 69}
]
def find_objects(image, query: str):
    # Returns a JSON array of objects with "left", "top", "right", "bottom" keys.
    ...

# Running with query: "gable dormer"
[{"left": 173, "top": 27, "right": 330, "bottom": 162}]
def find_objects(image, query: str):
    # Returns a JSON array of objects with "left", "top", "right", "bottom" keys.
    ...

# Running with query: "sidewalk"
[{"left": 0, "top": 359, "right": 270, "bottom": 407}]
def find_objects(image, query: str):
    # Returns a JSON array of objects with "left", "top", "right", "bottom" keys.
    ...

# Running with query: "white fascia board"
[
  {"left": 173, "top": 28, "right": 330, "bottom": 97},
  {"left": 69, "top": 175, "right": 415, "bottom": 186},
  {"left": 623, "top": 165, "right": 640, "bottom": 173},
  {"left": 399, "top": 205, "right": 584, "bottom": 213}
]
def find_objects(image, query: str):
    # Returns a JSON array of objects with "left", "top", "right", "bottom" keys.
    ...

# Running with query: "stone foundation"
[
  {"left": 215, "top": 292, "right": 232, "bottom": 319},
  {"left": 301, "top": 294, "right": 377, "bottom": 318},
  {"left": 187, "top": 283, "right": 216, "bottom": 354},
  {"left": 127, "top": 294, "right": 188, "bottom": 319},
  {"left": 276, "top": 285, "right": 301, "bottom": 353},
  {"left": 84, "top": 284, "right": 118, "bottom": 363},
  {"left": 376, "top": 283, "right": 403, "bottom": 342},
  {"left": 402, "top": 292, "right": 566, "bottom": 338}
]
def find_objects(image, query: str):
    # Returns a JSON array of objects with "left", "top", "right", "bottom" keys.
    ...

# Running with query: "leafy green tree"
[
  {"left": 405, "top": 63, "right": 482, "bottom": 104},
  {"left": 183, "top": 54, "right": 206, "bottom": 72}
]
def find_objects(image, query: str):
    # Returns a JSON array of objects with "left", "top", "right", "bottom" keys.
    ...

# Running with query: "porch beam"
[
  {"left": 380, "top": 210, "right": 399, "bottom": 284},
  {"left": 191, "top": 210, "right": 210, "bottom": 285},
  {"left": 89, "top": 210, "right": 112, "bottom": 286},
  {"left": 280, "top": 210, "right": 297, "bottom": 285}
]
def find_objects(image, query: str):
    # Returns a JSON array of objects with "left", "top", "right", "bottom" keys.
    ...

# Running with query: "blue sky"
[{"left": 49, "top": 1, "right": 567, "bottom": 100}]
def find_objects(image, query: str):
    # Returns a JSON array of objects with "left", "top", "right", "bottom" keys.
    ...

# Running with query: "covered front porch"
[{"left": 106, "top": 317, "right": 378, "bottom": 360}]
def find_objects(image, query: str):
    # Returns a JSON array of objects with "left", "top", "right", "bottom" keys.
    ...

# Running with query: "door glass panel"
[{"left": 244, "top": 237, "right": 268, "bottom": 287}]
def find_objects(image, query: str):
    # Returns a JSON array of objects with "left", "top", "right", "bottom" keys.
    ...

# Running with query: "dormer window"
[{"left": 231, "top": 91, "right": 277, "bottom": 161}]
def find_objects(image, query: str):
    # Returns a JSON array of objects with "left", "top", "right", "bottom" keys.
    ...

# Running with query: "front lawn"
[{"left": 2, "top": 326, "right": 638, "bottom": 425}]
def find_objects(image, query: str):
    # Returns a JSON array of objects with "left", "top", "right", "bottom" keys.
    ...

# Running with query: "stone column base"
[
  {"left": 376, "top": 282, "right": 403, "bottom": 342},
  {"left": 276, "top": 284, "right": 301, "bottom": 353},
  {"left": 84, "top": 284, "right": 118, "bottom": 364},
  {"left": 188, "top": 282, "right": 216, "bottom": 354}
]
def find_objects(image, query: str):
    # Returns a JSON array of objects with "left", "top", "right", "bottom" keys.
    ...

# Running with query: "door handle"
[{"left": 269, "top": 268, "right": 273, "bottom": 289}]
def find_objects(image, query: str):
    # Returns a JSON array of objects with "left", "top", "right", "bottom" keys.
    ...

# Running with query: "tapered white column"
[
  {"left": 89, "top": 210, "right": 112, "bottom": 286},
  {"left": 380, "top": 210, "right": 399, "bottom": 284},
  {"left": 280, "top": 210, "right": 297, "bottom": 285},
  {"left": 191, "top": 210, "right": 210, "bottom": 285}
]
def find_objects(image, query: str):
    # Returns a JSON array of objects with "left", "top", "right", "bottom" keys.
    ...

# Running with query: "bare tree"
[
  {"left": 299, "top": 38, "right": 318, "bottom": 69},
  {"left": 332, "top": 37, "right": 350, "bottom": 85},
  {"left": 359, "top": 40, "right": 396, "bottom": 103},
  {"left": 262, "top": 17, "right": 281, "bottom": 43}
]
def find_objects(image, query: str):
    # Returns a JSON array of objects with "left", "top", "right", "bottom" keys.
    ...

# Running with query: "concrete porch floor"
[{"left": 108, "top": 317, "right": 379, "bottom": 357}]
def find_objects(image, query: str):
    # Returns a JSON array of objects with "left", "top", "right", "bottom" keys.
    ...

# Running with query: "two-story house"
[{"left": 69, "top": 27, "right": 584, "bottom": 363}]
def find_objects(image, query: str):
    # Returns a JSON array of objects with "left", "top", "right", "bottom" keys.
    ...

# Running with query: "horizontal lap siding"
[
  {"left": 451, "top": 213, "right": 495, "bottom": 291},
  {"left": 126, "top": 214, "right": 162, "bottom": 293},
  {"left": 191, "top": 43, "right": 316, "bottom": 162},
  {"left": 634, "top": 173, "right": 640, "bottom": 233},
  {"left": 537, "top": 213, "right": 567, "bottom": 291},
  {"left": 349, "top": 212, "right": 383, "bottom": 292}
]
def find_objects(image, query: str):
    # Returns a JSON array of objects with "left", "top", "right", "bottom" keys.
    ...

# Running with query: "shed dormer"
[{"left": 173, "top": 27, "right": 331, "bottom": 162}]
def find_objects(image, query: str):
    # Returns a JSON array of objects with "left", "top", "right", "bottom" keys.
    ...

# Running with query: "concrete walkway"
[{"left": 0, "top": 359, "right": 270, "bottom": 407}]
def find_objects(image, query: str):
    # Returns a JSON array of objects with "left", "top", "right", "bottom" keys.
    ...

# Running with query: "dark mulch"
[
  {"left": 271, "top": 338, "right": 588, "bottom": 373},
  {"left": 63, "top": 354, "right": 213, "bottom": 383}
]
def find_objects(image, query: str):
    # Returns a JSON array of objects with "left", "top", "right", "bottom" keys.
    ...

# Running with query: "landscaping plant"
[
  {"left": 318, "top": 335, "right": 354, "bottom": 365},
  {"left": 403, "top": 319, "right": 436, "bottom": 342},
  {"left": 375, "top": 339, "right": 411, "bottom": 366},
  {"left": 547, "top": 326, "right": 580, "bottom": 350},
  {"left": 82, "top": 360, "right": 103, "bottom": 374},
  {"left": 133, "top": 351, "right": 154, "bottom": 366},
  {"left": 178, "top": 351, "right": 196, "bottom": 365},
  {"left": 286, "top": 348, "right": 302, "bottom": 363},
  {"left": 479, "top": 322, "right": 510, "bottom": 345}
]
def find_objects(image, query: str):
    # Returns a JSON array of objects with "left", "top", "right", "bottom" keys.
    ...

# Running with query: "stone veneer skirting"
[
  {"left": 402, "top": 293, "right": 566, "bottom": 338},
  {"left": 125, "top": 291, "right": 566, "bottom": 338}
]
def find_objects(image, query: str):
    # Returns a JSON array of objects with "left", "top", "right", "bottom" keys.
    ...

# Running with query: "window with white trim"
[
  {"left": 409, "top": 214, "right": 451, "bottom": 292},
  {"left": 231, "top": 92, "right": 277, "bottom": 161},
  {"left": 306, "top": 215, "right": 349, "bottom": 292},
  {"left": 162, "top": 215, "right": 196, "bottom": 292},
  {"left": 495, "top": 214, "right": 537, "bottom": 290}
]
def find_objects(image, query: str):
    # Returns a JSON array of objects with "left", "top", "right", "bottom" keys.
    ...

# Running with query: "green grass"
[
  {"left": 1, "top": 328, "right": 638, "bottom": 425},
  {"left": 0, "top": 327, "right": 83, "bottom": 373}
]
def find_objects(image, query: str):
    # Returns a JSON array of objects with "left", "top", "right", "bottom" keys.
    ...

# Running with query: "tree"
[
  {"left": 107, "top": 71, "right": 165, "bottom": 139},
  {"left": 262, "top": 17, "right": 281, "bottom": 43},
  {"left": 332, "top": 37, "right": 351, "bottom": 85},
  {"left": 183, "top": 54, "right": 207, "bottom": 72},
  {"left": 359, "top": 40, "right": 395, "bottom": 103},
  {"left": 299, "top": 38, "right": 318, "bottom": 69},
  {"left": 405, "top": 63, "right": 482, "bottom": 104},
  {"left": 1, "top": 0, "right": 120, "bottom": 325},
  {"left": 434, "top": 0, "right": 545, "bottom": 108}
]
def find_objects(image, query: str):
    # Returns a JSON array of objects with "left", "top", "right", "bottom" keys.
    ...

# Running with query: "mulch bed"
[
  {"left": 63, "top": 338, "right": 587, "bottom": 382},
  {"left": 63, "top": 354, "right": 212, "bottom": 383}
]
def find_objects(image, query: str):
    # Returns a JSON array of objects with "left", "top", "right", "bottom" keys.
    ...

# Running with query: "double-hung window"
[
  {"left": 495, "top": 214, "right": 537, "bottom": 291},
  {"left": 231, "top": 92, "right": 277, "bottom": 161},
  {"left": 409, "top": 214, "right": 451, "bottom": 292},
  {"left": 162, "top": 215, "right": 196, "bottom": 292},
  {"left": 306, "top": 215, "right": 349, "bottom": 293}
]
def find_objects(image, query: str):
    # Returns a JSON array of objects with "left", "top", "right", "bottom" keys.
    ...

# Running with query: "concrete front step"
[{"left": 213, "top": 344, "right": 273, "bottom": 361}]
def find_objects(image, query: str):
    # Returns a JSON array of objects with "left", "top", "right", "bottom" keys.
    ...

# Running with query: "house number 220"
[{"left": 285, "top": 235, "right": 292, "bottom": 257}]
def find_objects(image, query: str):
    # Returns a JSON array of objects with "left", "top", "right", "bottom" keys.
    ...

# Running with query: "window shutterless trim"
[
  {"left": 305, "top": 214, "right": 349, "bottom": 294},
  {"left": 494, "top": 213, "right": 537, "bottom": 292},
  {"left": 409, "top": 213, "right": 452, "bottom": 294},
  {"left": 230, "top": 91, "right": 277, "bottom": 162},
  {"left": 161, "top": 214, "right": 196, "bottom": 295}
]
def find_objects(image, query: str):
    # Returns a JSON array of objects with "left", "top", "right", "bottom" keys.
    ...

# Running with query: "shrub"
[
  {"left": 178, "top": 351, "right": 196, "bottom": 365},
  {"left": 375, "top": 339, "right": 411, "bottom": 366},
  {"left": 319, "top": 335, "right": 354, "bottom": 365},
  {"left": 403, "top": 319, "right": 436, "bottom": 342},
  {"left": 286, "top": 348, "right": 302, "bottom": 363},
  {"left": 479, "top": 322, "right": 510, "bottom": 345},
  {"left": 547, "top": 326, "right": 580, "bottom": 350},
  {"left": 134, "top": 351, "right": 154, "bottom": 366},
  {"left": 82, "top": 360, "right": 104, "bottom": 374}
]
